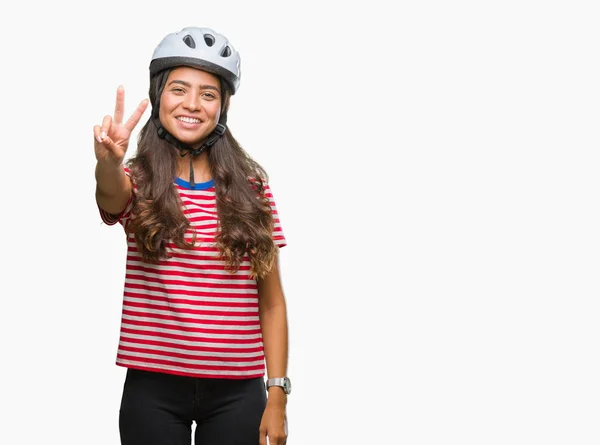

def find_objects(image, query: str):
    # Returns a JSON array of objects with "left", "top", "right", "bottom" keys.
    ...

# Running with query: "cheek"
[
  {"left": 206, "top": 102, "right": 222, "bottom": 119},
  {"left": 160, "top": 93, "right": 175, "bottom": 108},
  {"left": 158, "top": 96, "right": 169, "bottom": 120},
  {"left": 158, "top": 107, "right": 170, "bottom": 128}
]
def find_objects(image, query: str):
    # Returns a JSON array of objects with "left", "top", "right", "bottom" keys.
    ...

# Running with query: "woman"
[{"left": 93, "top": 26, "right": 290, "bottom": 445}]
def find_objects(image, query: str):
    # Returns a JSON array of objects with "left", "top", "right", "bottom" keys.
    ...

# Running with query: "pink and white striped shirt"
[{"left": 99, "top": 172, "right": 286, "bottom": 379}]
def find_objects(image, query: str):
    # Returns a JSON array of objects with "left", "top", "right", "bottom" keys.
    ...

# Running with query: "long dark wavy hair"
[{"left": 125, "top": 69, "right": 277, "bottom": 279}]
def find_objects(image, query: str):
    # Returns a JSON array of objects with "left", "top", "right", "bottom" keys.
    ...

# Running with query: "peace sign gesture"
[{"left": 94, "top": 85, "right": 149, "bottom": 167}]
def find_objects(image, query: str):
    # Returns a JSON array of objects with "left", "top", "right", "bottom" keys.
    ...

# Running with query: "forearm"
[
  {"left": 95, "top": 162, "right": 130, "bottom": 214},
  {"left": 257, "top": 252, "right": 290, "bottom": 404},
  {"left": 260, "top": 302, "right": 289, "bottom": 383}
]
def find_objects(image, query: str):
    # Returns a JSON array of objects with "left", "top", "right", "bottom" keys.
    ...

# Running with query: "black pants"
[{"left": 119, "top": 368, "right": 267, "bottom": 445}]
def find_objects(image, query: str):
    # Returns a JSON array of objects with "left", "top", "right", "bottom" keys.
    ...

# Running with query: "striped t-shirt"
[{"left": 99, "top": 172, "right": 286, "bottom": 379}]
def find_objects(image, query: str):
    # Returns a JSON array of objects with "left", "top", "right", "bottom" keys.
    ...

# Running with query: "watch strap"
[
  {"left": 266, "top": 377, "right": 291, "bottom": 394},
  {"left": 267, "top": 377, "right": 286, "bottom": 387}
]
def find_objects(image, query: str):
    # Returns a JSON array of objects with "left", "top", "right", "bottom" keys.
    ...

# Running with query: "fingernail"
[
  {"left": 96, "top": 135, "right": 102, "bottom": 143},
  {"left": 101, "top": 131, "right": 106, "bottom": 139}
]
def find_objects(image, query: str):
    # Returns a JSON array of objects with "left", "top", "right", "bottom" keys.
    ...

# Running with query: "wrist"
[
  {"left": 267, "top": 387, "right": 288, "bottom": 404},
  {"left": 96, "top": 158, "right": 123, "bottom": 172},
  {"left": 265, "top": 376, "right": 292, "bottom": 395},
  {"left": 267, "top": 385, "right": 288, "bottom": 395}
]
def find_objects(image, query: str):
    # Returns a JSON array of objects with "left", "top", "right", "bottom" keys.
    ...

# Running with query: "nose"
[{"left": 183, "top": 94, "right": 200, "bottom": 112}]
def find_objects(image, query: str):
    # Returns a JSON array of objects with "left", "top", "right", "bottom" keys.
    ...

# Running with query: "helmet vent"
[
  {"left": 204, "top": 34, "right": 215, "bottom": 46},
  {"left": 220, "top": 46, "right": 232, "bottom": 57},
  {"left": 183, "top": 35, "right": 196, "bottom": 49}
]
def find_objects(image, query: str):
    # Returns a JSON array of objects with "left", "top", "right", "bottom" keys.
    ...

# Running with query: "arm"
[
  {"left": 258, "top": 249, "right": 289, "bottom": 445},
  {"left": 95, "top": 162, "right": 132, "bottom": 215},
  {"left": 93, "top": 85, "right": 148, "bottom": 214}
]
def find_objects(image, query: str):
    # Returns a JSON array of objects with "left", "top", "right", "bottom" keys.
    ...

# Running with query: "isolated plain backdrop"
[{"left": 1, "top": 0, "right": 599, "bottom": 444}]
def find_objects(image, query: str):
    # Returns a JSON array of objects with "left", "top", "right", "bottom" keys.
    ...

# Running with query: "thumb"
[
  {"left": 97, "top": 133, "right": 124, "bottom": 161},
  {"left": 258, "top": 427, "right": 267, "bottom": 445}
]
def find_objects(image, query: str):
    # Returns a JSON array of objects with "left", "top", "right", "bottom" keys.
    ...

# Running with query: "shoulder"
[{"left": 248, "top": 175, "right": 270, "bottom": 191}]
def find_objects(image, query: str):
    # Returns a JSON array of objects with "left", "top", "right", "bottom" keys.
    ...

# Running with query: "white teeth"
[{"left": 177, "top": 117, "right": 201, "bottom": 124}]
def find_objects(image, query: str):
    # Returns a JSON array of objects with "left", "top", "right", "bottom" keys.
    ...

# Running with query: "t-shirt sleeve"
[
  {"left": 263, "top": 182, "right": 287, "bottom": 248},
  {"left": 97, "top": 167, "right": 134, "bottom": 230}
]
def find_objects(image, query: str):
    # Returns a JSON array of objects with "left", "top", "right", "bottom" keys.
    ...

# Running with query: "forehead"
[{"left": 166, "top": 66, "right": 220, "bottom": 87}]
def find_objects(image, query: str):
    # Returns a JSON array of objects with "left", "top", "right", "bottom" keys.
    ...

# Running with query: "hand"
[
  {"left": 259, "top": 396, "right": 288, "bottom": 445},
  {"left": 93, "top": 85, "right": 149, "bottom": 167}
]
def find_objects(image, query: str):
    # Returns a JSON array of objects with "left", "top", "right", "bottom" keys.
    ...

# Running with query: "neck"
[{"left": 177, "top": 151, "right": 212, "bottom": 183}]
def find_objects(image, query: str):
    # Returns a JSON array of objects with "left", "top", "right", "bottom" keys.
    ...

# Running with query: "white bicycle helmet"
[{"left": 150, "top": 26, "right": 241, "bottom": 94}]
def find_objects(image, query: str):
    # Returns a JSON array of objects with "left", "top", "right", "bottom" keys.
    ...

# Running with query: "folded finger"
[
  {"left": 101, "top": 115, "right": 113, "bottom": 139},
  {"left": 272, "top": 434, "right": 287, "bottom": 445},
  {"left": 94, "top": 125, "right": 102, "bottom": 143}
]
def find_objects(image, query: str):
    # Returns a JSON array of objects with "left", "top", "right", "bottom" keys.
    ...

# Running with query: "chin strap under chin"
[{"left": 152, "top": 116, "right": 227, "bottom": 187}]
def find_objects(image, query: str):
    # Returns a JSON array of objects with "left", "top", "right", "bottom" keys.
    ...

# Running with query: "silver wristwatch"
[{"left": 266, "top": 377, "right": 292, "bottom": 395}]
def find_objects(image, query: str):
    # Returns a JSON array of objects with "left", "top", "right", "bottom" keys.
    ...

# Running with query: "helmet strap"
[{"left": 152, "top": 115, "right": 227, "bottom": 187}]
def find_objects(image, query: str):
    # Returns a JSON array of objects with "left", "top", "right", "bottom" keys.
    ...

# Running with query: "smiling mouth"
[{"left": 177, "top": 116, "right": 202, "bottom": 124}]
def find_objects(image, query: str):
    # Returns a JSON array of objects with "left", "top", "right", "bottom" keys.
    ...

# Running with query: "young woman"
[{"left": 93, "top": 26, "right": 290, "bottom": 445}]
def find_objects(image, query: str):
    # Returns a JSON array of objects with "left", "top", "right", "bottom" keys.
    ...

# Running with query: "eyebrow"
[{"left": 167, "top": 80, "right": 220, "bottom": 92}]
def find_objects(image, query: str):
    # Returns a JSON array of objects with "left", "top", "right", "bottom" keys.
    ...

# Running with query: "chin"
[
  {"left": 181, "top": 134, "right": 211, "bottom": 148},
  {"left": 169, "top": 128, "right": 209, "bottom": 145}
]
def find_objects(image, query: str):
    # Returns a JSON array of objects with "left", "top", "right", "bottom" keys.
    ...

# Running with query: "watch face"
[{"left": 284, "top": 377, "right": 292, "bottom": 394}]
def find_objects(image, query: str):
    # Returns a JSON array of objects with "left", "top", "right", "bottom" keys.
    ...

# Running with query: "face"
[{"left": 159, "top": 66, "right": 222, "bottom": 148}]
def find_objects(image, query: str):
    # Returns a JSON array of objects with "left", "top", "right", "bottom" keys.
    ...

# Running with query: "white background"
[{"left": 1, "top": 0, "right": 599, "bottom": 444}]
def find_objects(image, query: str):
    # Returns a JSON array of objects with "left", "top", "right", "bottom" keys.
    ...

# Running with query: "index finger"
[
  {"left": 124, "top": 99, "right": 150, "bottom": 132},
  {"left": 114, "top": 85, "right": 125, "bottom": 124}
]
